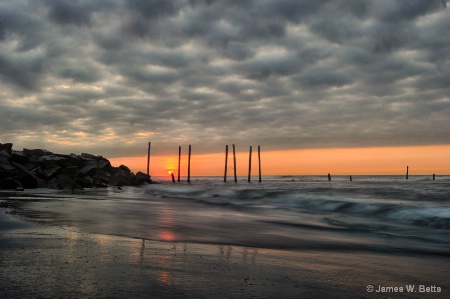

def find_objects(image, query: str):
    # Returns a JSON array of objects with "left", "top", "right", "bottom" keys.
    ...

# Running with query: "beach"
[{"left": 1, "top": 176, "right": 449, "bottom": 298}]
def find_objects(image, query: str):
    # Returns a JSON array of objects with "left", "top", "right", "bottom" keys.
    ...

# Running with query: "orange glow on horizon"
[{"left": 108, "top": 145, "right": 450, "bottom": 177}]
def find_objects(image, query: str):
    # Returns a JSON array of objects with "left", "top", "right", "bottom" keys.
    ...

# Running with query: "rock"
[
  {"left": 68, "top": 153, "right": 84, "bottom": 167},
  {"left": 75, "top": 175, "right": 95, "bottom": 188},
  {"left": 38, "top": 155, "right": 68, "bottom": 168},
  {"left": 136, "top": 171, "right": 152, "bottom": 183},
  {"left": 0, "top": 151, "right": 16, "bottom": 175},
  {"left": 61, "top": 166, "right": 79, "bottom": 178},
  {"left": 31, "top": 166, "right": 47, "bottom": 179},
  {"left": 80, "top": 153, "right": 100, "bottom": 160},
  {"left": 55, "top": 174, "right": 83, "bottom": 190},
  {"left": 119, "top": 164, "right": 132, "bottom": 174},
  {"left": 109, "top": 173, "right": 136, "bottom": 187},
  {"left": 95, "top": 168, "right": 109, "bottom": 179},
  {"left": 1, "top": 144, "right": 156, "bottom": 189},
  {"left": 97, "top": 159, "right": 112, "bottom": 171},
  {"left": 0, "top": 177, "right": 22, "bottom": 190},
  {"left": 23, "top": 148, "right": 52, "bottom": 157},
  {"left": 93, "top": 179, "right": 108, "bottom": 188},
  {"left": 43, "top": 165, "right": 62, "bottom": 180},
  {"left": 0, "top": 143, "right": 13, "bottom": 155},
  {"left": 80, "top": 165, "right": 98, "bottom": 176},
  {"left": 12, "top": 162, "right": 38, "bottom": 189},
  {"left": 11, "top": 151, "right": 29, "bottom": 164}
]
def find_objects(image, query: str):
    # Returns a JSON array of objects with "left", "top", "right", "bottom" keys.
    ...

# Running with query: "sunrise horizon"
[{"left": 108, "top": 144, "right": 450, "bottom": 177}]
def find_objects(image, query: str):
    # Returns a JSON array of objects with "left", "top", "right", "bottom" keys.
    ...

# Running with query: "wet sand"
[{"left": 1, "top": 205, "right": 449, "bottom": 298}]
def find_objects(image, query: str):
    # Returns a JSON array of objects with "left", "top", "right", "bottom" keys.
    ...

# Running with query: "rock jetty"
[{"left": 0, "top": 143, "right": 153, "bottom": 190}]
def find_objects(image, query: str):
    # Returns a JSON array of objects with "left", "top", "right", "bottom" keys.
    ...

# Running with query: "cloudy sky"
[{"left": 1, "top": 0, "right": 449, "bottom": 159}]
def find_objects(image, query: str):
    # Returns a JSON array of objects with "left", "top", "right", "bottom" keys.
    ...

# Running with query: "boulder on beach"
[{"left": 0, "top": 143, "right": 154, "bottom": 190}]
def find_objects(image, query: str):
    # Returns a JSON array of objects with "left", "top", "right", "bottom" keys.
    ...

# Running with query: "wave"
[{"left": 142, "top": 182, "right": 450, "bottom": 229}]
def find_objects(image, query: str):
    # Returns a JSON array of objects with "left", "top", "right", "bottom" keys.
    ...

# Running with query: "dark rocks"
[
  {"left": 0, "top": 143, "right": 154, "bottom": 190},
  {"left": 136, "top": 171, "right": 152, "bottom": 183},
  {"left": 56, "top": 174, "right": 83, "bottom": 190},
  {"left": 0, "top": 143, "right": 13, "bottom": 155}
]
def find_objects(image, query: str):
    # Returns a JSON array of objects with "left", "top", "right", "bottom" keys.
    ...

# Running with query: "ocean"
[{"left": 6, "top": 175, "right": 450, "bottom": 257}]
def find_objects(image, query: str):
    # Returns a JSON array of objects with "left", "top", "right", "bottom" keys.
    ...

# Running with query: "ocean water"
[{"left": 4, "top": 175, "right": 450, "bottom": 256}]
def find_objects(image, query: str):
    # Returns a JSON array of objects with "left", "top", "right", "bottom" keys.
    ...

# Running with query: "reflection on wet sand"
[
  {"left": 2, "top": 225, "right": 450, "bottom": 298},
  {"left": 158, "top": 207, "right": 175, "bottom": 242}
]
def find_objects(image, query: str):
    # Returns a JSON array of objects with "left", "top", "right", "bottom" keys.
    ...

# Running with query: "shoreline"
[{"left": 2, "top": 203, "right": 450, "bottom": 298}]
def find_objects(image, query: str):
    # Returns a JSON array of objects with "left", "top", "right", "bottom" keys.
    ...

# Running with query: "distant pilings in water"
[
  {"left": 178, "top": 146, "right": 181, "bottom": 182},
  {"left": 223, "top": 145, "right": 228, "bottom": 182},
  {"left": 233, "top": 144, "right": 237, "bottom": 182},
  {"left": 187, "top": 145, "right": 192, "bottom": 183},
  {"left": 222, "top": 144, "right": 262, "bottom": 183},
  {"left": 248, "top": 146, "right": 252, "bottom": 182},
  {"left": 406, "top": 166, "right": 409, "bottom": 180},
  {"left": 172, "top": 144, "right": 191, "bottom": 183},
  {"left": 258, "top": 145, "right": 262, "bottom": 183},
  {"left": 147, "top": 142, "right": 151, "bottom": 175}
]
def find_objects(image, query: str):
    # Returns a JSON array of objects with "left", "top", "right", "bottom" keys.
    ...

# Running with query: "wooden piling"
[
  {"left": 258, "top": 145, "right": 261, "bottom": 183},
  {"left": 224, "top": 145, "right": 228, "bottom": 182},
  {"left": 171, "top": 172, "right": 175, "bottom": 183},
  {"left": 350, "top": 175, "right": 352, "bottom": 181},
  {"left": 406, "top": 166, "right": 409, "bottom": 180},
  {"left": 233, "top": 144, "right": 237, "bottom": 183},
  {"left": 177, "top": 146, "right": 181, "bottom": 182},
  {"left": 433, "top": 173, "right": 435, "bottom": 180},
  {"left": 328, "top": 173, "right": 331, "bottom": 181},
  {"left": 187, "top": 145, "right": 191, "bottom": 183},
  {"left": 248, "top": 146, "right": 252, "bottom": 182},
  {"left": 146, "top": 142, "right": 151, "bottom": 175}
]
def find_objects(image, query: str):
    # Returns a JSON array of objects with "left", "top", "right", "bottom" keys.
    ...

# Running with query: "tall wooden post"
[
  {"left": 406, "top": 166, "right": 409, "bottom": 180},
  {"left": 177, "top": 146, "right": 181, "bottom": 182},
  {"left": 232, "top": 144, "right": 237, "bottom": 183},
  {"left": 187, "top": 145, "right": 191, "bottom": 183},
  {"left": 248, "top": 146, "right": 252, "bottom": 182},
  {"left": 433, "top": 173, "right": 436, "bottom": 180},
  {"left": 146, "top": 142, "right": 151, "bottom": 175},
  {"left": 258, "top": 145, "right": 261, "bottom": 183},
  {"left": 224, "top": 145, "right": 228, "bottom": 182},
  {"left": 350, "top": 175, "right": 352, "bottom": 181},
  {"left": 328, "top": 173, "right": 331, "bottom": 181}
]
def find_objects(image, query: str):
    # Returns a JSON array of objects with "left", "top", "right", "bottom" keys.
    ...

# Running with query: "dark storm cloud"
[{"left": 1, "top": 0, "right": 449, "bottom": 157}]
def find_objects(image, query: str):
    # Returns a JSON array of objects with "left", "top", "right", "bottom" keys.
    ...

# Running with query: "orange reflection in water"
[
  {"left": 159, "top": 230, "right": 175, "bottom": 242},
  {"left": 158, "top": 208, "right": 176, "bottom": 242},
  {"left": 159, "top": 271, "right": 172, "bottom": 285}
]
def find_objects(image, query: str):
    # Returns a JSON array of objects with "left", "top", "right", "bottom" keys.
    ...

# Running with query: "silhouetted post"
[
  {"left": 350, "top": 175, "right": 352, "bottom": 181},
  {"left": 147, "top": 142, "right": 151, "bottom": 175},
  {"left": 258, "top": 145, "right": 261, "bottom": 183},
  {"left": 328, "top": 173, "right": 331, "bottom": 181},
  {"left": 433, "top": 173, "right": 435, "bottom": 180},
  {"left": 224, "top": 145, "right": 228, "bottom": 182},
  {"left": 187, "top": 145, "right": 191, "bottom": 183},
  {"left": 178, "top": 146, "right": 181, "bottom": 182},
  {"left": 248, "top": 146, "right": 252, "bottom": 182},
  {"left": 406, "top": 166, "right": 409, "bottom": 180},
  {"left": 171, "top": 172, "right": 175, "bottom": 182},
  {"left": 232, "top": 144, "right": 237, "bottom": 183}
]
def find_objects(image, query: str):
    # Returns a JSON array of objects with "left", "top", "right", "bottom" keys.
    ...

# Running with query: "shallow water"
[{"left": 3, "top": 175, "right": 450, "bottom": 256}]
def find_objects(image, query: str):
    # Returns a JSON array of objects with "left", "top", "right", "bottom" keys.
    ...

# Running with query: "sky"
[{"left": 1, "top": 0, "right": 449, "bottom": 176}]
